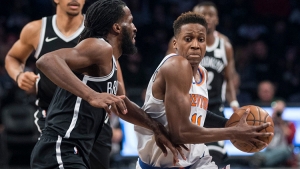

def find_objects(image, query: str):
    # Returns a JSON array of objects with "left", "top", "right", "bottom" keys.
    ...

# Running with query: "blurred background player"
[
  {"left": 4, "top": 0, "right": 123, "bottom": 168},
  {"left": 166, "top": 1, "right": 239, "bottom": 166}
]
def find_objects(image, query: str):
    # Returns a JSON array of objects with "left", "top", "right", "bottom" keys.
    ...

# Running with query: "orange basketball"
[{"left": 225, "top": 105, "right": 274, "bottom": 153}]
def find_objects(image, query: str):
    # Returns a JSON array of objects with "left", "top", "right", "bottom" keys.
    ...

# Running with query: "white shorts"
[{"left": 135, "top": 156, "right": 223, "bottom": 169}]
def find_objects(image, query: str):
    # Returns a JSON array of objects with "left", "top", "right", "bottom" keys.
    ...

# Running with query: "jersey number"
[
  {"left": 191, "top": 113, "right": 202, "bottom": 126},
  {"left": 207, "top": 71, "right": 214, "bottom": 90}
]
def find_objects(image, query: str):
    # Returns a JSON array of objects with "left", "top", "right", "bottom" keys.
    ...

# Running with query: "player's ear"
[
  {"left": 173, "top": 38, "right": 177, "bottom": 50},
  {"left": 53, "top": 0, "right": 59, "bottom": 5},
  {"left": 112, "top": 23, "right": 121, "bottom": 34}
]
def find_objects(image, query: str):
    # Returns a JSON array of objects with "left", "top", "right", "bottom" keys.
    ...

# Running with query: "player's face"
[
  {"left": 55, "top": 0, "right": 85, "bottom": 16},
  {"left": 193, "top": 6, "right": 218, "bottom": 33},
  {"left": 174, "top": 23, "right": 206, "bottom": 67},
  {"left": 120, "top": 6, "right": 137, "bottom": 55}
]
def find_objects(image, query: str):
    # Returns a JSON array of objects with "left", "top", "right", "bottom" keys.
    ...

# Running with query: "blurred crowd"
[{"left": 0, "top": 0, "right": 300, "bottom": 123}]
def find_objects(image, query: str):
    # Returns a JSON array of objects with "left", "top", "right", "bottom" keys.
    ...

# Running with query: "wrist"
[
  {"left": 230, "top": 100, "right": 239, "bottom": 108},
  {"left": 15, "top": 72, "right": 23, "bottom": 83}
]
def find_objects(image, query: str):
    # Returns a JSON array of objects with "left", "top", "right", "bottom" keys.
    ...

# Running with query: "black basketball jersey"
[
  {"left": 200, "top": 35, "right": 227, "bottom": 105},
  {"left": 45, "top": 56, "right": 118, "bottom": 157},
  {"left": 34, "top": 15, "right": 84, "bottom": 109}
]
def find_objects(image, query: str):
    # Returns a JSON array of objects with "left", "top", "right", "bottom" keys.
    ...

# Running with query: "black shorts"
[
  {"left": 34, "top": 108, "right": 47, "bottom": 133},
  {"left": 32, "top": 109, "right": 113, "bottom": 169},
  {"left": 30, "top": 134, "right": 88, "bottom": 169},
  {"left": 89, "top": 122, "right": 112, "bottom": 169}
]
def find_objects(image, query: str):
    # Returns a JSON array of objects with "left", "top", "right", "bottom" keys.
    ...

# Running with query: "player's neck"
[
  {"left": 55, "top": 12, "right": 84, "bottom": 37},
  {"left": 106, "top": 35, "right": 122, "bottom": 59},
  {"left": 206, "top": 30, "right": 215, "bottom": 47}
]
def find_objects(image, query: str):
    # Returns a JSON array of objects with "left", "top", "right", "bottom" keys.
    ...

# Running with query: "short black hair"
[
  {"left": 173, "top": 11, "right": 207, "bottom": 37},
  {"left": 194, "top": 1, "right": 218, "bottom": 14},
  {"left": 79, "top": 0, "right": 126, "bottom": 42}
]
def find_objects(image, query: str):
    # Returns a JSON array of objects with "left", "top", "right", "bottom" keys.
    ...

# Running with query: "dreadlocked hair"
[
  {"left": 173, "top": 11, "right": 207, "bottom": 37},
  {"left": 78, "top": 0, "right": 126, "bottom": 42}
]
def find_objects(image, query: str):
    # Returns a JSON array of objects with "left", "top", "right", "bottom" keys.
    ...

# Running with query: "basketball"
[{"left": 225, "top": 105, "right": 274, "bottom": 153}]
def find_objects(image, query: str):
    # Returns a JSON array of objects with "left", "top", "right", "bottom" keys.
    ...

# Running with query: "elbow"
[{"left": 36, "top": 55, "right": 48, "bottom": 70}]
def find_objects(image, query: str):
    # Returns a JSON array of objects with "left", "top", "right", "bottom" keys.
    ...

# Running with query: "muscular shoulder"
[
  {"left": 75, "top": 38, "right": 113, "bottom": 63},
  {"left": 20, "top": 19, "right": 42, "bottom": 47},
  {"left": 160, "top": 56, "right": 192, "bottom": 82},
  {"left": 217, "top": 32, "right": 233, "bottom": 59}
]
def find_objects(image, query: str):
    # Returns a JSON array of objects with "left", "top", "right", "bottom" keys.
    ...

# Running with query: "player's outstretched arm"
[
  {"left": 5, "top": 20, "right": 40, "bottom": 92},
  {"left": 162, "top": 56, "right": 273, "bottom": 145},
  {"left": 223, "top": 36, "right": 239, "bottom": 111},
  {"left": 116, "top": 84, "right": 188, "bottom": 164},
  {"left": 36, "top": 38, "right": 127, "bottom": 115}
]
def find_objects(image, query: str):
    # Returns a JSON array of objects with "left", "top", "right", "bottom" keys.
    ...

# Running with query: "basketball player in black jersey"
[
  {"left": 166, "top": 2, "right": 239, "bottom": 166},
  {"left": 4, "top": 0, "right": 125, "bottom": 168},
  {"left": 30, "top": 0, "right": 186, "bottom": 168}
]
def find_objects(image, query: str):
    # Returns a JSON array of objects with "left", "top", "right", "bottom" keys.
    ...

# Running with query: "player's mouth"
[
  {"left": 68, "top": 2, "right": 80, "bottom": 10},
  {"left": 132, "top": 34, "right": 136, "bottom": 43}
]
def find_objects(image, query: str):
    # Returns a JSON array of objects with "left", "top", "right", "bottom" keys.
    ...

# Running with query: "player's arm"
[
  {"left": 5, "top": 20, "right": 40, "bottom": 91},
  {"left": 116, "top": 83, "right": 187, "bottom": 163},
  {"left": 223, "top": 39, "right": 239, "bottom": 111},
  {"left": 162, "top": 57, "right": 271, "bottom": 145},
  {"left": 165, "top": 36, "right": 176, "bottom": 55},
  {"left": 36, "top": 38, "right": 127, "bottom": 114}
]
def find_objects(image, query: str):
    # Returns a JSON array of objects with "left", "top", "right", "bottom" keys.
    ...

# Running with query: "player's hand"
[
  {"left": 17, "top": 71, "right": 38, "bottom": 92},
  {"left": 233, "top": 108, "right": 273, "bottom": 146},
  {"left": 153, "top": 122, "right": 189, "bottom": 165},
  {"left": 88, "top": 93, "right": 127, "bottom": 115}
]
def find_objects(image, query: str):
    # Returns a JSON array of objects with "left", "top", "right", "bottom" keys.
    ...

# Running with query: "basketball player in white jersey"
[
  {"left": 135, "top": 12, "right": 272, "bottom": 169},
  {"left": 166, "top": 2, "right": 239, "bottom": 165}
]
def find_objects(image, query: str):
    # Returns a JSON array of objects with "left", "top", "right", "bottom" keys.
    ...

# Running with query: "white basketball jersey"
[{"left": 134, "top": 54, "right": 212, "bottom": 168}]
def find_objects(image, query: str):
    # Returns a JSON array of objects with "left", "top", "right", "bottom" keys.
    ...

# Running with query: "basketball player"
[
  {"left": 166, "top": 2, "right": 239, "bottom": 165},
  {"left": 4, "top": 0, "right": 123, "bottom": 168},
  {"left": 30, "top": 1, "right": 185, "bottom": 168},
  {"left": 135, "top": 12, "right": 272, "bottom": 169}
]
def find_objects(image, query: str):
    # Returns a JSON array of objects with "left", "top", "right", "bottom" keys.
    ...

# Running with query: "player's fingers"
[
  {"left": 117, "top": 95, "right": 126, "bottom": 99},
  {"left": 179, "top": 144, "right": 189, "bottom": 151},
  {"left": 156, "top": 141, "right": 167, "bottom": 157},
  {"left": 109, "top": 102, "right": 120, "bottom": 116},
  {"left": 175, "top": 145, "right": 186, "bottom": 160},
  {"left": 255, "top": 131, "right": 273, "bottom": 138},
  {"left": 256, "top": 122, "right": 271, "bottom": 131},
  {"left": 166, "top": 144, "right": 179, "bottom": 165},
  {"left": 115, "top": 98, "right": 127, "bottom": 115},
  {"left": 240, "top": 108, "right": 250, "bottom": 123},
  {"left": 249, "top": 138, "right": 268, "bottom": 149},
  {"left": 103, "top": 104, "right": 112, "bottom": 115}
]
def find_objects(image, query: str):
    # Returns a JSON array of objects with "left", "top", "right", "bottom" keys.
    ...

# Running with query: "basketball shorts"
[
  {"left": 30, "top": 134, "right": 88, "bottom": 169},
  {"left": 136, "top": 155, "right": 218, "bottom": 169},
  {"left": 89, "top": 118, "right": 112, "bottom": 169},
  {"left": 33, "top": 107, "right": 47, "bottom": 133}
]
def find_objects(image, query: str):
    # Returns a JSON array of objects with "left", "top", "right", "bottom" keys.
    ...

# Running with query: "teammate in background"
[
  {"left": 135, "top": 11, "right": 272, "bottom": 169},
  {"left": 30, "top": 0, "right": 185, "bottom": 168},
  {"left": 4, "top": 0, "right": 124, "bottom": 168},
  {"left": 166, "top": 2, "right": 239, "bottom": 165}
]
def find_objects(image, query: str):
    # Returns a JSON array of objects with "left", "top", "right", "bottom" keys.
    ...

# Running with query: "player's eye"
[
  {"left": 199, "top": 38, "right": 205, "bottom": 42},
  {"left": 185, "top": 37, "right": 191, "bottom": 42}
]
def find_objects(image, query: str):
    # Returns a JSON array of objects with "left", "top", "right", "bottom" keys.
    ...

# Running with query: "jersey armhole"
[{"left": 34, "top": 17, "right": 47, "bottom": 59}]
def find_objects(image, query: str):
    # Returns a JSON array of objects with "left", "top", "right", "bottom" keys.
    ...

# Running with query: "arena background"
[{"left": 0, "top": 0, "right": 300, "bottom": 168}]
